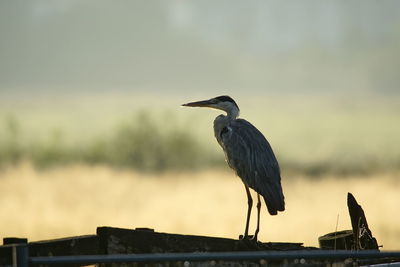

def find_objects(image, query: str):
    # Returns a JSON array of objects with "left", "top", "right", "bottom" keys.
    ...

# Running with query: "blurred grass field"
[
  {"left": 0, "top": 163, "right": 398, "bottom": 249},
  {"left": 1, "top": 91, "right": 400, "bottom": 175}
]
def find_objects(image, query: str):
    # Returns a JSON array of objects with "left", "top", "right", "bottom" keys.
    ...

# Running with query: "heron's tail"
[{"left": 263, "top": 186, "right": 285, "bottom": 215}]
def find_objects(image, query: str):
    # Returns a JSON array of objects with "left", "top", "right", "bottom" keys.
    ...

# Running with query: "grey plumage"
[
  {"left": 214, "top": 117, "right": 285, "bottom": 215},
  {"left": 182, "top": 95, "right": 285, "bottom": 240}
]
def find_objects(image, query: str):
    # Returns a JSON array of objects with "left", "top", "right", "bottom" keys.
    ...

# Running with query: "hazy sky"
[{"left": 1, "top": 1, "right": 399, "bottom": 94}]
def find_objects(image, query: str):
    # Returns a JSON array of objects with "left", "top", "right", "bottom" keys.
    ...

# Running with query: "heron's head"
[{"left": 182, "top": 95, "right": 239, "bottom": 118}]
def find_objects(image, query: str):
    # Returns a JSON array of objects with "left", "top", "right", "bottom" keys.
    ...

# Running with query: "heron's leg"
[
  {"left": 253, "top": 193, "right": 261, "bottom": 241},
  {"left": 243, "top": 184, "right": 253, "bottom": 239}
]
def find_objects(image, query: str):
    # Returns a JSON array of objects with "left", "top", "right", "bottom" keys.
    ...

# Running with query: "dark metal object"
[
  {"left": 318, "top": 230, "right": 354, "bottom": 250},
  {"left": 28, "top": 250, "right": 400, "bottom": 265},
  {"left": 319, "top": 193, "right": 380, "bottom": 251},
  {"left": 347, "top": 192, "right": 379, "bottom": 250}
]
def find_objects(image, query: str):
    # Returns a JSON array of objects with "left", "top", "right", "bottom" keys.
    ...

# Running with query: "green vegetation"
[
  {"left": 0, "top": 91, "right": 399, "bottom": 175},
  {"left": 1, "top": 100, "right": 400, "bottom": 176},
  {"left": 0, "top": 111, "right": 222, "bottom": 172}
]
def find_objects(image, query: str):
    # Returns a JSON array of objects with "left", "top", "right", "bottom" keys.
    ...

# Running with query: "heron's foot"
[
  {"left": 239, "top": 234, "right": 256, "bottom": 241},
  {"left": 250, "top": 234, "right": 258, "bottom": 242},
  {"left": 239, "top": 234, "right": 246, "bottom": 240},
  {"left": 238, "top": 234, "right": 260, "bottom": 249}
]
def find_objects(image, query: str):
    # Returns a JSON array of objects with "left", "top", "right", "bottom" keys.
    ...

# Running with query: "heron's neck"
[{"left": 226, "top": 106, "right": 239, "bottom": 120}]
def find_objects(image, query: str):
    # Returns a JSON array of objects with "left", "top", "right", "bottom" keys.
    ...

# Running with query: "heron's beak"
[{"left": 182, "top": 99, "right": 213, "bottom": 108}]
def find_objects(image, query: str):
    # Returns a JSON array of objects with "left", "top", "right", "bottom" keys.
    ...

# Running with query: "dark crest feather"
[{"left": 215, "top": 95, "right": 239, "bottom": 110}]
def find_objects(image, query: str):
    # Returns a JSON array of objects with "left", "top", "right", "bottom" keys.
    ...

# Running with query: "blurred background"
[{"left": 0, "top": 0, "right": 399, "bottom": 249}]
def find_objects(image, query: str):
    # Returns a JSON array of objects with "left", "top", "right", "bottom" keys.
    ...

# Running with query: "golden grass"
[{"left": 0, "top": 163, "right": 399, "bottom": 249}]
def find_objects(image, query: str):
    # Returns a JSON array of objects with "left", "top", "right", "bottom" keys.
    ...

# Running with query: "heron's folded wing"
[{"left": 221, "top": 119, "right": 285, "bottom": 214}]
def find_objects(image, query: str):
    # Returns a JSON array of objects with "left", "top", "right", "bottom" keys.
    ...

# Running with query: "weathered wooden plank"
[
  {"left": 97, "top": 226, "right": 306, "bottom": 255},
  {"left": 0, "top": 227, "right": 310, "bottom": 266},
  {"left": 29, "top": 235, "right": 99, "bottom": 257},
  {"left": 3, "top": 237, "right": 28, "bottom": 245}
]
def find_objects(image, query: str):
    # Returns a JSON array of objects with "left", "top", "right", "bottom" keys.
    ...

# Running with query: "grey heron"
[{"left": 182, "top": 95, "right": 285, "bottom": 241}]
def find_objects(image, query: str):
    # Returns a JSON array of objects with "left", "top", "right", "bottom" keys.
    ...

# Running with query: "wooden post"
[
  {"left": 3, "top": 238, "right": 28, "bottom": 245},
  {"left": 12, "top": 244, "right": 28, "bottom": 267}
]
